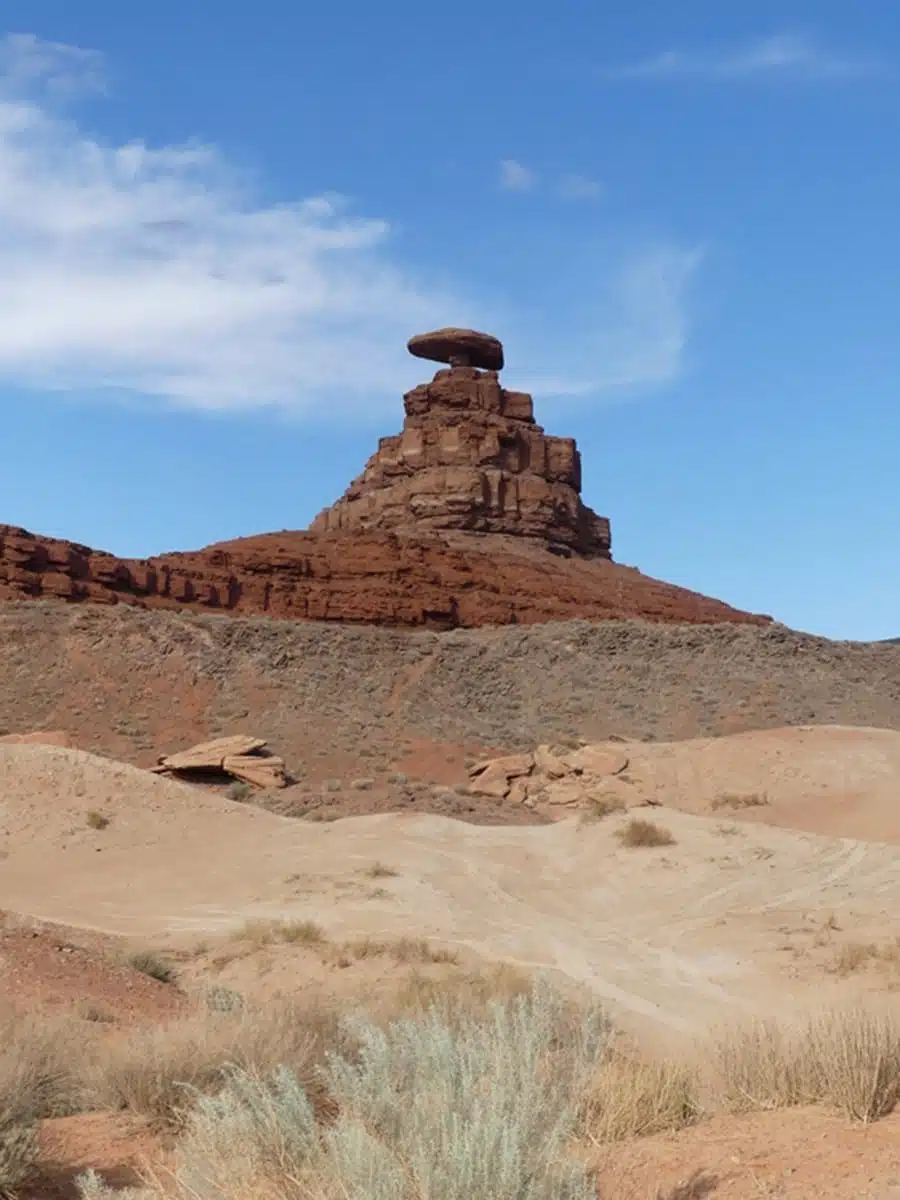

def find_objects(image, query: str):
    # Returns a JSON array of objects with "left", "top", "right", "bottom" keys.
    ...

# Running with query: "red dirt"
[{"left": 0, "top": 914, "right": 185, "bottom": 1025}]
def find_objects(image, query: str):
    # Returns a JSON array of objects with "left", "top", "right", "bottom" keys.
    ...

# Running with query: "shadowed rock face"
[{"left": 0, "top": 329, "right": 773, "bottom": 630}]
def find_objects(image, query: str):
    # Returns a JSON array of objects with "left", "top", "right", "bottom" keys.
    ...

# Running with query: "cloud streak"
[
  {"left": 510, "top": 244, "right": 703, "bottom": 400},
  {"left": 604, "top": 34, "right": 878, "bottom": 83},
  {"left": 0, "top": 35, "right": 699, "bottom": 415},
  {"left": 498, "top": 158, "right": 537, "bottom": 191},
  {"left": 558, "top": 173, "right": 603, "bottom": 201}
]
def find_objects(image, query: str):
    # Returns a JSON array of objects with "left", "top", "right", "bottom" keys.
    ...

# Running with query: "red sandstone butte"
[{"left": 0, "top": 330, "right": 772, "bottom": 630}]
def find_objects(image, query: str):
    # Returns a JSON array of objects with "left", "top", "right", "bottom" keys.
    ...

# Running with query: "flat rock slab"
[
  {"left": 408, "top": 327, "right": 504, "bottom": 372},
  {"left": 153, "top": 735, "right": 267, "bottom": 772},
  {"left": 150, "top": 735, "right": 287, "bottom": 788}
]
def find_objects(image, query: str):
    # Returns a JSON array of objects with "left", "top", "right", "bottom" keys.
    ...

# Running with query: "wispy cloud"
[
  {"left": 498, "top": 158, "right": 537, "bottom": 192},
  {"left": 507, "top": 244, "right": 704, "bottom": 400},
  {"left": 604, "top": 33, "right": 877, "bottom": 83},
  {"left": 558, "top": 173, "right": 603, "bottom": 201},
  {"left": 0, "top": 35, "right": 698, "bottom": 415}
]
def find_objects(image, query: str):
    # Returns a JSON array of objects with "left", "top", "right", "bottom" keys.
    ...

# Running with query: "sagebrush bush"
[{"left": 147, "top": 978, "right": 611, "bottom": 1200}]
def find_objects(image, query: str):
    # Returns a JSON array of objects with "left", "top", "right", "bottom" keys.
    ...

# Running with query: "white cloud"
[
  {"left": 499, "top": 158, "right": 536, "bottom": 192},
  {"left": 558, "top": 173, "right": 603, "bottom": 201},
  {"left": 0, "top": 35, "right": 699, "bottom": 415},
  {"left": 507, "top": 244, "right": 704, "bottom": 400},
  {"left": 0, "top": 35, "right": 471, "bottom": 414},
  {"left": 604, "top": 34, "right": 877, "bottom": 83}
]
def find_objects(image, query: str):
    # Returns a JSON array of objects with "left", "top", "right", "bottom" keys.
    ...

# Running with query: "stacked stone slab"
[{"left": 310, "top": 328, "right": 612, "bottom": 558}]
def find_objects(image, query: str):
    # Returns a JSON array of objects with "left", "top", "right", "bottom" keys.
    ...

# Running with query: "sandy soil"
[{"left": 3, "top": 737, "right": 900, "bottom": 1045}]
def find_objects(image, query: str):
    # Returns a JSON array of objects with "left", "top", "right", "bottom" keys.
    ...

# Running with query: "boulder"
[
  {"left": 407, "top": 327, "right": 504, "bottom": 371},
  {"left": 468, "top": 752, "right": 534, "bottom": 798},
  {"left": 152, "top": 735, "right": 286, "bottom": 789},
  {"left": 567, "top": 745, "right": 629, "bottom": 777}
]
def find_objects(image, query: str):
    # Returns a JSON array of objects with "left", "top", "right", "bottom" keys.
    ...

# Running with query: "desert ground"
[{"left": 5, "top": 609, "right": 900, "bottom": 1196}]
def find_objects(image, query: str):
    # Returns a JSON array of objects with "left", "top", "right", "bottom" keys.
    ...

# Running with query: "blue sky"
[{"left": 0, "top": 1, "right": 897, "bottom": 639}]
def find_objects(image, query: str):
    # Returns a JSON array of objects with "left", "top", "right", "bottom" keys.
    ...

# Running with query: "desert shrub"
[
  {"left": 616, "top": 818, "right": 675, "bottom": 848},
  {"left": 203, "top": 986, "right": 244, "bottom": 1015},
  {"left": 710, "top": 792, "right": 770, "bottom": 811},
  {"left": 804, "top": 1008, "right": 900, "bottom": 1122},
  {"left": 581, "top": 1050, "right": 699, "bottom": 1142},
  {"left": 225, "top": 781, "right": 252, "bottom": 802},
  {"left": 578, "top": 794, "right": 626, "bottom": 824},
  {"left": 85, "top": 810, "right": 111, "bottom": 830},
  {"left": 95, "top": 1000, "right": 336, "bottom": 1131},
  {"left": 126, "top": 951, "right": 176, "bottom": 984},
  {"left": 148, "top": 979, "right": 610, "bottom": 1199},
  {"left": 76, "top": 1171, "right": 150, "bottom": 1200},
  {"left": 712, "top": 1018, "right": 808, "bottom": 1113},
  {"left": 231, "top": 918, "right": 326, "bottom": 948},
  {"left": 831, "top": 941, "right": 878, "bottom": 975},
  {"left": 386, "top": 963, "right": 533, "bottom": 1023},
  {"left": 341, "top": 936, "right": 458, "bottom": 966},
  {"left": 0, "top": 1012, "right": 88, "bottom": 1197},
  {"left": 361, "top": 861, "right": 398, "bottom": 879},
  {"left": 712, "top": 1007, "right": 900, "bottom": 1122}
]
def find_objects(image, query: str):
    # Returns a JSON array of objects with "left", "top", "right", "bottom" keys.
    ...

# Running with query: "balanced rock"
[
  {"left": 311, "top": 335, "right": 611, "bottom": 557},
  {"left": 408, "top": 327, "right": 504, "bottom": 372}
]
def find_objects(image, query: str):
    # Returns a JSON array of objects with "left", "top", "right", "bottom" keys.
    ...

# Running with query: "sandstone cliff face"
[
  {"left": 309, "top": 366, "right": 612, "bottom": 559},
  {"left": 0, "top": 523, "right": 770, "bottom": 630}
]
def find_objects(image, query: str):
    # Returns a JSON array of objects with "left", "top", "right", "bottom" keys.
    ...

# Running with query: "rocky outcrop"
[
  {"left": 0, "top": 327, "right": 775, "bottom": 630},
  {"left": 467, "top": 740, "right": 638, "bottom": 818},
  {"left": 310, "top": 339, "right": 611, "bottom": 557}
]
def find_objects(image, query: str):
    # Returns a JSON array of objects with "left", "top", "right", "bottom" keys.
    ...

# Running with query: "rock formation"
[
  {"left": 310, "top": 328, "right": 611, "bottom": 558},
  {"left": 0, "top": 328, "right": 774, "bottom": 630}
]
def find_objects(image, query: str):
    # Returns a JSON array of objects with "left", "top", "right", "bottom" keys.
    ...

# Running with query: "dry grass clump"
[
  {"left": 386, "top": 962, "right": 534, "bottom": 1024},
  {"left": 0, "top": 1010, "right": 90, "bottom": 1197},
  {"left": 710, "top": 791, "right": 770, "bottom": 811},
  {"left": 340, "top": 935, "right": 459, "bottom": 966},
  {"left": 615, "top": 818, "right": 675, "bottom": 848},
  {"left": 581, "top": 1049, "right": 699, "bottom": 1143},
  {"left": 711, "top": 1007, "right": 900, "bottom": 1123},
  {"left": 85, "top": 809, "right": 111, "bottom": 830},
  {"left": 126, "top": 950, "right": 177, "bottom": 985},
  {"left": 360, "top": 861, "right": 399, "bottom": 879},
  {"left": 830, "top": 938, "right": 900, "bottom": 976},
  {"left": 578, "top": 794, "right": 626, "bottom": 825},
  {"left": 229, "top": 918, "right": 327, "bottom": 949},
  {"left": 94, "top": 998, "right": 338, "bottom": 1132}
]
